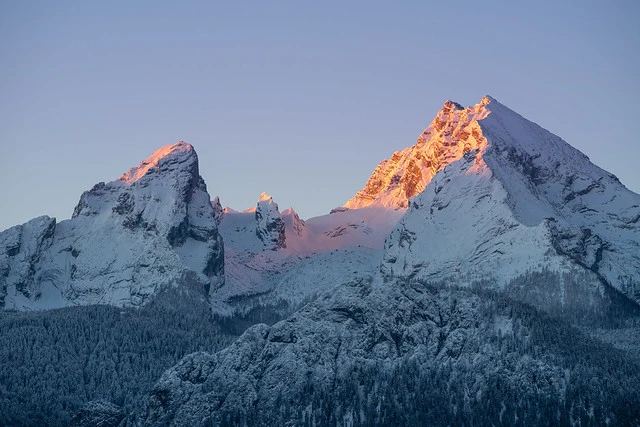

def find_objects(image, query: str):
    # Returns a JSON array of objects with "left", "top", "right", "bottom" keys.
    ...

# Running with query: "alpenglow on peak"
[
  {"left": 258, "top": 192, "right": 273, "bottom": 202},
  {"left": 1, "top": 141, "right": 224, "bottom": 310},
  {"left": 344, "top": 96, "right": 498, "bottom": 210},
  {"left": 119, "top": 141, "right": 196, "bottom": 185}
]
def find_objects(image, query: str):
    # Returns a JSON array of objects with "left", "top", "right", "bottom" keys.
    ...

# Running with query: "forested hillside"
[{"left": 0, "top": 281, "right": 235, "bottom": 426}]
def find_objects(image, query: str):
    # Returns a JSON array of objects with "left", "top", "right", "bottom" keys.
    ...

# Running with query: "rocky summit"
[
  {"left": 381, "top": 96, "right": 640, "bottom": 310},
  {"left": 0, "top": 142, "right": 224, "bottom": 309}
]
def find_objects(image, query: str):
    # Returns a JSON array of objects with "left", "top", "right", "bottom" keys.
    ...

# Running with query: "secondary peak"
[{"left": 442, "top": 100, "right": 465, "bottom": 112}]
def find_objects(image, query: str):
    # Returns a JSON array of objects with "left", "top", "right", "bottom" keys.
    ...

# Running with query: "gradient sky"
[{"left": 1, "top": 1, "right": 639, "bottom": 231}]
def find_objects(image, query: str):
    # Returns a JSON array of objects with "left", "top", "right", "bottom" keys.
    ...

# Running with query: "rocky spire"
[{"left": 255, "top": 193, "right": 286, "bottom": 250}]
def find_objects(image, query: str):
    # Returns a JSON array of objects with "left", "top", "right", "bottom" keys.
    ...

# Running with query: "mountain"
[
  {"left": 380, "top": 96, "right": 640, "bottom": 312},
  {"left": 0, "top": 142, "right": 224, "bottom": 309},
  {"left": 3, "top": 95, "right": 640, "bottom": 425},
  {"left": 134, "top": 96, "right": 640, "bottom": 426},
  {"left": 345, "top": 94, "right": 640, "bottom": 314}
]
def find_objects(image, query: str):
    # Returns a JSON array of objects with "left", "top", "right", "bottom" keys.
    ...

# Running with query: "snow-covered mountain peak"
[
  {"left": 343, "top": 94, "right": 591, "bottom": 211},
  {"left": 238, "top": 193, "right": 275, "bottom": 214},
  {"left": 2, "top": 142, "right": 224, "bottom": 310},
  {"left": 481, "top": 94, "right": 495, "bottom": 105},
  {"left": 345, "top": 97, "right": 491, "bottom": 210},
  {"left": 441, "top": 99, "right": 464, "bottom": 112},
  {"left": 382, "top": 96, "right": 640, "bottom": 306},
  {"left": 118, "top": 141, "right": 196, "bottom": 185}
]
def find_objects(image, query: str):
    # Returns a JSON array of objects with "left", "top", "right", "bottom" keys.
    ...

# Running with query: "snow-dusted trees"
[{"left": 0, "top": 283, "right": 233, "bottom": 426}]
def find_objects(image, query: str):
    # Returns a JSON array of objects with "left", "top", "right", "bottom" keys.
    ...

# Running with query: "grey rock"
[{"left": 254, "top": 193, "right": 286, "bottom": 250}]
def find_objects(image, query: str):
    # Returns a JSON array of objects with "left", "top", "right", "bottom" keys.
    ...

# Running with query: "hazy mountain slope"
[{"left": 0, "top": 142, "right": 224, "bottom": 310}]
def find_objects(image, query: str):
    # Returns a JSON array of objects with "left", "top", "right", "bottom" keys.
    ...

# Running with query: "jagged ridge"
[{"left": 345, "top": 97, "right": 491, "bottom": 209}]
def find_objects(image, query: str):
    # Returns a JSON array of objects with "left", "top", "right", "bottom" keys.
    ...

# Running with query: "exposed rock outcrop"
[
  {"left": 211, "top": 196, "right": 224, "bottom": 225},
  {"left": 344, "top": 99, "right": 489, "bottom": 210},
  {"left": 255, "top": 192, "right": 286, "bottom": 250}
]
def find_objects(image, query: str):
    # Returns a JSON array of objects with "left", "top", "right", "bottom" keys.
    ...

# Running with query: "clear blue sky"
[{"left": 1, "top": 1, "right": 638, "bottom": 230}]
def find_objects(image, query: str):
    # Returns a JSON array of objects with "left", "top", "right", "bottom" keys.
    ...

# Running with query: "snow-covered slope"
[
  {"left": 212, "top": 196, "right": 403, "bottom": 314},
  {"left": 381, "top": 96, "right": 640, "bottom": 306},
  {"left": 0, "top": 142, "right": 224, "bottom": 309}
]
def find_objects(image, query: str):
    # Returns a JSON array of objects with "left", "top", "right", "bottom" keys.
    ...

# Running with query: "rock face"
[
  {"left": 0, "top": 216, "right": 56, "bottom": 306},
  {"left": 0, "top": 142, "right": 224, "bottom": 309},
  {"left": 142, "top": 279, "right": 640, "bottom": 426},
  {"left": 345, "top": 100, "right": 487, "bottom": 210},
  {"left": 254, "top": 192, "right": 286, "bottom": 250},
  {"left": 381, "top": 96, "right": 640, "bottom": 307}
]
